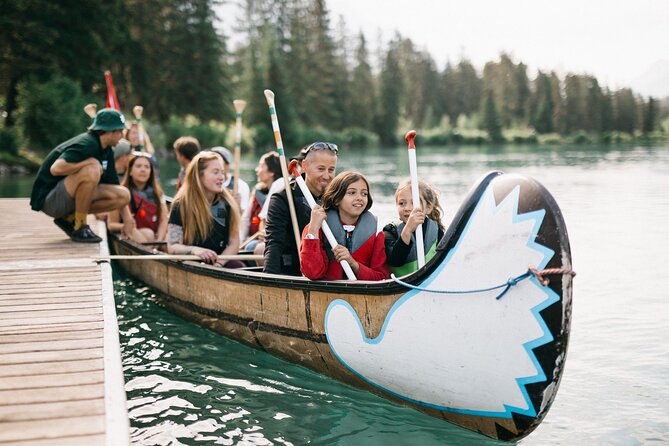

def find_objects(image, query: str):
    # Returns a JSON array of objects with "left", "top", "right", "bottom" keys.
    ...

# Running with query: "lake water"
[{"left": 3, "top": 143, "right": 668, "bottom": 445}]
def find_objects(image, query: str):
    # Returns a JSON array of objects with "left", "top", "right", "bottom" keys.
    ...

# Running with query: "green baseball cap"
[{"left": 88, "top": 108, "right": 129, "bottom": 132}]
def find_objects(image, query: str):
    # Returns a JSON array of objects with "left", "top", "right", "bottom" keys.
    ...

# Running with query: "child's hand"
[
  {"left": 332, "top": 245, "right": 359, "bottom": 272},
  {"left": 406, "top": 207, "right": 425, "bottom": 232},
  {"left": 308, "top": 205, "right": 327, "bottom": 233}
]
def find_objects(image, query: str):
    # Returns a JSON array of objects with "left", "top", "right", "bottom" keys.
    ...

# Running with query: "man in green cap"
[{"left": 30, "top": 108, "right": 135, "bottom": 242}]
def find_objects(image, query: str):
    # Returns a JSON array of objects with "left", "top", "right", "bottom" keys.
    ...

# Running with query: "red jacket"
[{"left": 300, "top": 225, "right": 389, "bottom": 281}]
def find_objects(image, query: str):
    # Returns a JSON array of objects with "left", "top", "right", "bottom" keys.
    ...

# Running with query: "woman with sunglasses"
[
  {"left": 167, "top": 151, "right": 244, "bottom": 268},
  {"left": 299, "top": 171, "right": 388, "bottom": 281},
  {"left": 108, "top": 151, "right": 168, "bottom": 243}
]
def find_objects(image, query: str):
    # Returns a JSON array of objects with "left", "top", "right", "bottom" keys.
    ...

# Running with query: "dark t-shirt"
[
  {"left": 168, "top": 200, "right": 230, "bottom": 254},
  {"left": 30, "top": 131, "right": 119, "bottom": 211}
]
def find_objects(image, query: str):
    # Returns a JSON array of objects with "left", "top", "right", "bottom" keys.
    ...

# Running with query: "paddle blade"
[
  {"left": 288, "top": 159, "right": 299, "bottom": 177},
  {"left": 104, "top": 70, "right": 121, "bottom": 111},
  {"left": 405, "top": 130, "right": 417, "bottom": 149}
]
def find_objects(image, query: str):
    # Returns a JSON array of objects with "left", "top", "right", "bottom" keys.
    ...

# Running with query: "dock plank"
[{"left": 0, "top": 200, "right": 129, "bottom": 444}]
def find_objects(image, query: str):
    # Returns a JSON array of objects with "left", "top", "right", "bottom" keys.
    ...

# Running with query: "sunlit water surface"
[{"left": 3, "top": 144, "right": 667, "bottom": 444}]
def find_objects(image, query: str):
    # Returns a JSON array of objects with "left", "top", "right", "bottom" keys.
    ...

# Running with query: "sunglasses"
[
  {"left": 131, "top": 150, "right": 152, "bottom": 158},
  {"left": 304, "top": 142, "right": 339, "bottom": 155}
]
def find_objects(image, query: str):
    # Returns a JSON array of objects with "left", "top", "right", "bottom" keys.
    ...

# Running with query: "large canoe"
[{"left": 108, "top": 171, "right": 574, "bottom": 442}]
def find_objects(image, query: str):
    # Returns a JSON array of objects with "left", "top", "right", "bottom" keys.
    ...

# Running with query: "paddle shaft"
[
  {"left": 264, "top": 90, "right": 302, "bottom": 257},
  {"left": 240, "top": 231, "right": 260, "bottom": 249},
  {"left": 133, "top": 106, "right": 145, "bottom": 149},
  {"left": 288, "top": 165, "right": 356, "bottom": 281},
  {"left": 94, "top": 254, "right": 263, "bottom": 261},
  {"left": 233, "top": 100, "right": 247, "bottom": 194},
  {"left": 405, "top": 130, "right": 425, "bottom": 268}
]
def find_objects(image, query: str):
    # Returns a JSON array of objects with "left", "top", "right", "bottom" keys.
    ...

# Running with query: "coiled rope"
[{"left": 390, "top": 266, "right": 576, "bottom": 300}]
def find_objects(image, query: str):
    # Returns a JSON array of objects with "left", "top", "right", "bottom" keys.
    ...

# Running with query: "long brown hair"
[
  {"left": 122, "top": 153, "right": 164, "bottom": 222},
  {"left": 321, "top": 171, "right": 373, "bottom": 213},
  {"left": 173, "top": 151, "right": 240, "bottom": 245}
]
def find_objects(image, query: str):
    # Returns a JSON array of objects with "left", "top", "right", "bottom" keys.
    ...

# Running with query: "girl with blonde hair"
[{"left": 384, "top": 179, "right": 445, "bottom": 276}]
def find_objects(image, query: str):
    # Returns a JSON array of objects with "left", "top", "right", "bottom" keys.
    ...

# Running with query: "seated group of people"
[{"left": 30, "top": 108, "right": 445, "bottom": 280}]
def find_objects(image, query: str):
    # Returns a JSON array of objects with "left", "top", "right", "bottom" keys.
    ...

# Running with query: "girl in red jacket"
[{"left": 300, "top": 171, "right": 388, "bottom": 281}]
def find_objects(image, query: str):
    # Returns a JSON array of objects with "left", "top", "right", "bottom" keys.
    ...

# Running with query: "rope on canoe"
[{"left": 390, "top": 266, "right": 576, "bottom": 300}]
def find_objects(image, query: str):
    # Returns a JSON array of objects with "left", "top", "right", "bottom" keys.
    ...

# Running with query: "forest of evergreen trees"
[{"left": 1, "top": 0, "right": 666, "bottom": 156}]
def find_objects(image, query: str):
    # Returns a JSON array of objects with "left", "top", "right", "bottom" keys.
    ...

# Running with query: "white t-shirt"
[
  {"left": 224, "top": 175, "right": 251, "bottom": 240},
  {"left": 224, "top": 175, "right": 250, "bottom": 213},
  {"left": 259, "top": 178, "right": 286, "bottom": 220}
]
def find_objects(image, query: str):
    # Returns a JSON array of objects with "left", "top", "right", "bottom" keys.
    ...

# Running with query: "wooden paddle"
[
  {"left": 288, "top": 161, "right": 356, "bottom": 280},
  {"left": 264, "top": 89, "right": 302, "bottom": 257},
  {"left": 132, "top": 105, "right": 145, "bottom": 149},
  {"left": 405, "top": 130, "right": 425, "bottom": 268},
  {"left": 84, "top": 103, "right": 97, "bottom": 118},
  {"left": 240, "top": 231, "right": 261, "bottom": 250},
  {"left": 232, "top": 99, "right": 247, "bottom": 194},
  {"left": 94, "top": 254, "right": 263, "bottom": 262}
]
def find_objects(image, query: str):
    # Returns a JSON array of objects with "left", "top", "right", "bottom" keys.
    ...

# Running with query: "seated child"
[
  {"left": 108, "top": 152, "right": 168, "bottom": 243},
  {"left": 384, "top": 179, "right": 445, "bottom": 276},
  {"left": 300, "top": 172, "right": 388, "bottom": 281}
]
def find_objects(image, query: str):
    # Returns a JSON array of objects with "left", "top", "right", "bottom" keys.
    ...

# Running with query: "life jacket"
[
  {"left": 209, "top": 198, "right": 230, "bottom": 252},
  {"left": 389, "top": 218, "right": 440, "bottom": 276},
  {"left": 248, "top": 187, "right": 268, "bottom": 235},
  {"left": 130, "top": 187, "right": 159, "bottom": 232},
  {"left": 324, "top": 209, "right": 378, "bottom": 262}
]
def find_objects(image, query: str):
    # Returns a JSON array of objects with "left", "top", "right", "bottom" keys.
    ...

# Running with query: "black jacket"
[{"left": 263, "top": 177, "right": 316, "bottom": 275}]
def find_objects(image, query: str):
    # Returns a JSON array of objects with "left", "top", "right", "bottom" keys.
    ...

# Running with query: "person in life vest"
[
  {"left": 108, "top": 152, "right": 168, "bottom": 243},
  {"left": 167, "top": 151, "right": 244, "bottom": 268},
  {"left": 209, "top": 146, "right": 251, "bottom": 239},
  {"left": 383, "top": 179, "right": 445, "bottom": 276},
  {"left": 300, "top": 171, "right": 388, "bottom": 281},
  {"left": 247, "top": 151, "right": 282, "bottom": 261}
]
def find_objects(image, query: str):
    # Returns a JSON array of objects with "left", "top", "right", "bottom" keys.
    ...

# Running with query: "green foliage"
[
  {"left": 163, "top": 115, "right": 228, "bottom": 150},
  {"left": 482, "top": 90, "right": 504, "bottom": 143},
  {"left": 340, "top": 127, "right": 379, "bottom": 148},
  {"left": 2, "top": 0, "right": 666, "bottom": 159},
  {"left": 17, "top": 76, "right": 88, "bottom": 151},
  {"left": 0, "top": 127, "right": 21, "bottom": 155},
  {"left": 374, "top": 40, "right": 403, "bottom": 146}
]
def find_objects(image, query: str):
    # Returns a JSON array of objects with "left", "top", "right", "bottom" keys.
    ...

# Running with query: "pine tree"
[
  {"left": 642, "top": 97, "right": 657, "bottom": 134},
  {"left": 374, "top": 40, "right": 402, "bottom": 146},
  {"left": 482, "top": 89, "right": 503, "bottom": 142},
  {"left": 349, "top": 33, "right": 376, "bottom": 131}
]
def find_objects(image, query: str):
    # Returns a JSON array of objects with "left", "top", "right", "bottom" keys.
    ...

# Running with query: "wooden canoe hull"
[{"left": 110, "top": 171, "right": 573, "bottom": 441}]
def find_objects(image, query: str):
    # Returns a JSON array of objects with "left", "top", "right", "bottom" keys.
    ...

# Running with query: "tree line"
[{"left": 1, "top": 0, "right": 665, "bottom": 155}]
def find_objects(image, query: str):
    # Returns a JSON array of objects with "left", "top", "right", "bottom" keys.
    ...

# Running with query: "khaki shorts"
[{"left": 41, "top": 179, "right": 75, "bottom": 218}]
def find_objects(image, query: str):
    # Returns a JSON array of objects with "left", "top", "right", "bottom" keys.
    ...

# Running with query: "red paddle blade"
[
  {"left": 105, "top": 70, "right": 121, "bottom": 111},
  {"left": 288, "top": 159, "right": 299, "bottom": 177},
  {"left": 405, "top": 130, "right": 417, "bottom": 149}
]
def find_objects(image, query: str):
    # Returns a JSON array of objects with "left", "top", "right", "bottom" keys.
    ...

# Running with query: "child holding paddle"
[
  {"left": 300, "top": 171, "right": 388, "bottom": 281},
  {"left": 384, "top": 179, "right": 445, "bottom": 276}
]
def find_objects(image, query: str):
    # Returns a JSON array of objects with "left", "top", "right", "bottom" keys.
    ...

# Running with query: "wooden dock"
[{"left": 0, "top": 199, "right": 129, "bottom": 445}]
